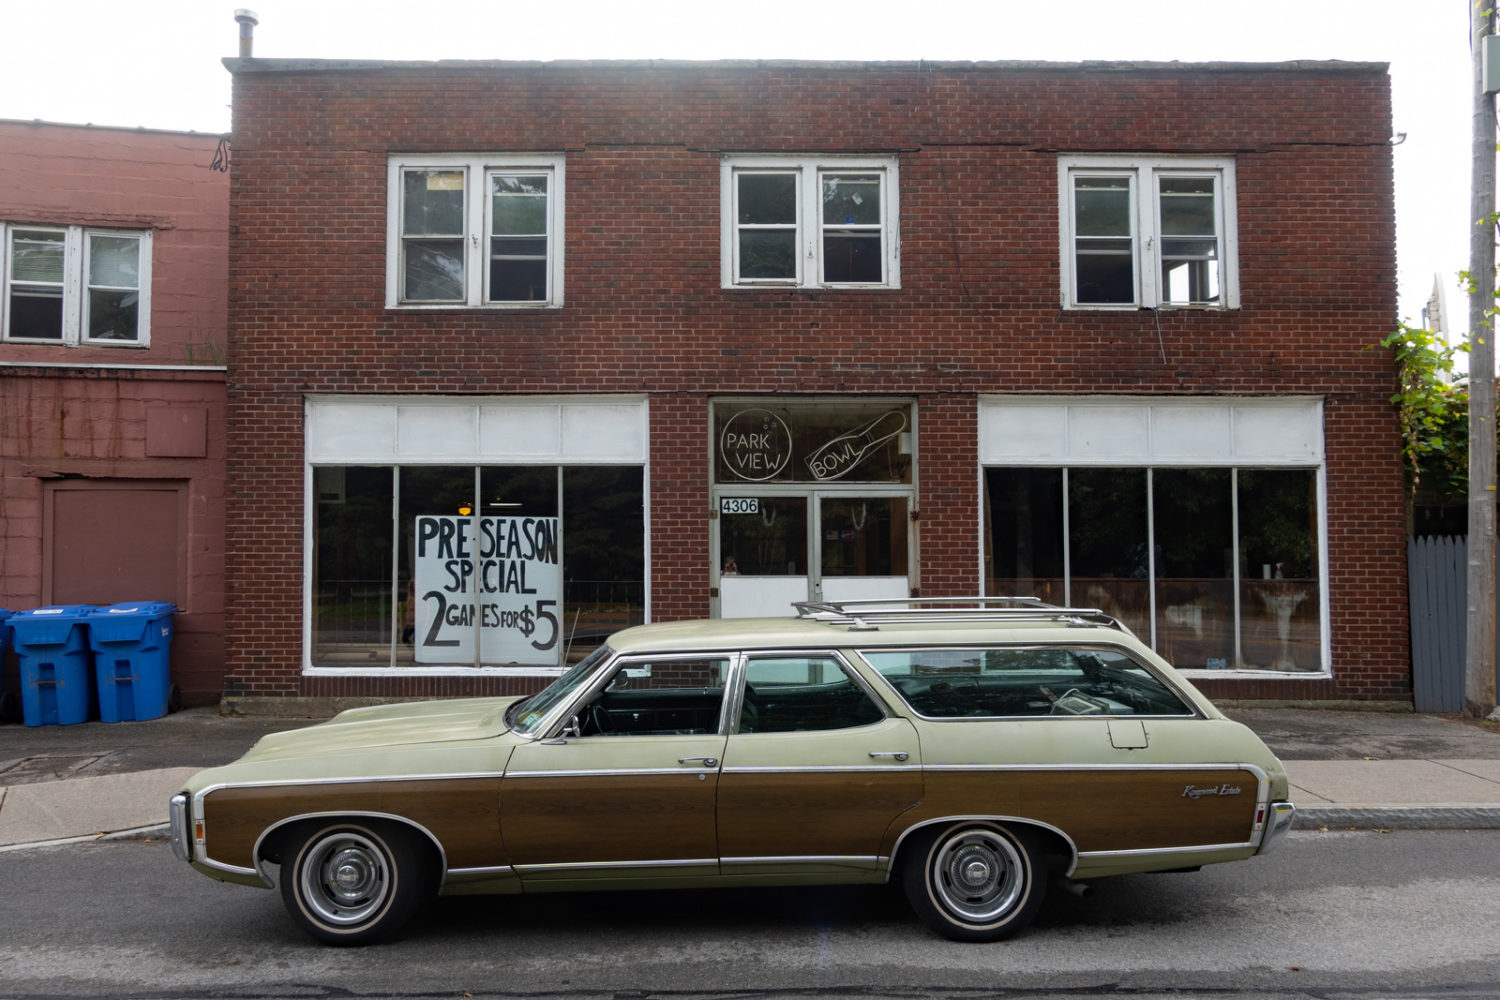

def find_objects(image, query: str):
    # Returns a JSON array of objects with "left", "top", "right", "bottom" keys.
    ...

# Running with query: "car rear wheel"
[
  {"left": 280, "top": 821, "right": 430, "bottom": 945},
  {"left": 901, "top": 822, "right": 1047, "bottom": 942}
]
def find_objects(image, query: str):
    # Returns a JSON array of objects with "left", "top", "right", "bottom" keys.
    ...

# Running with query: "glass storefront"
[
  {"left": 985, "top": 465, "right": 1320, "bottom": 672},
  {"left": 312, "top": 464, "right": 644, "bottom": 670},
  {"left": 711, "top": 398, "right": 914, "bottom": 616}
]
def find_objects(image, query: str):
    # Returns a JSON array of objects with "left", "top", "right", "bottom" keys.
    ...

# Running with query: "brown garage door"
[{"left": 44, "top": 480, "right": 187, "bottom": 606}]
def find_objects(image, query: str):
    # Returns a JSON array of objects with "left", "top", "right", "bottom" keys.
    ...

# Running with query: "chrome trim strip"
[
  {"left": 513, "top": 858, "right": 717, "bottom": 873},
  {"left": 446, "top": 865, "right": 515, "bottom": 877},
  {"left": 504, "top": 768, "right": 718, "bottom": 779},
  {"left": 887, "top": 815, "right": 1080, "bottom": 879},
  {"left": 250, "top": 810, "right": 451, "bottom": 888},
  {"left": 191, "top": 772, "right": 506, "bottom": 797},
  {"left": 721, "top": 855, "right": 880, "bottom": 866},
  {"left": 924, "top": 763, "right": 1271, "bottom": 780},
  {"left": 1078, "top": 840, "right": 1256, "bottom": 859},
  {"left": 198, "top": 857, "right": 260, "bottom": 878},
  {"left": 717, "top": 773, "right": 912, "bottom": 779}
]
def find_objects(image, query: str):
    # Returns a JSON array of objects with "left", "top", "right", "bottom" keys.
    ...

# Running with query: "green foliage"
[{"left": 1379, "top": 323, "right": 1470, "bottom": 510}]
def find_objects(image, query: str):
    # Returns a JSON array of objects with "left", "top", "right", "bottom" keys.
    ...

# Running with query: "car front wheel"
[
  {"left": 280, "top": 821, "right": 430, "bottom": 945},
  {"left": 902, "top": 822, "right": 1047, "bottom": 942}
]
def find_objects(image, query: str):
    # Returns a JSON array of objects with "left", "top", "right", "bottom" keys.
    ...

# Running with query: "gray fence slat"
[{"left": 1409, "top": 535, "right": 1466, "bottom": 713}]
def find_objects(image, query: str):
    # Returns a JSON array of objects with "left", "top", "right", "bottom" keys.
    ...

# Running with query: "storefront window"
[
  {"left": 312, "top": 463, "right": 644, "bottom": 671},
  {"left": 984, "top": 465, "right": 1321, "bottom": 672}
]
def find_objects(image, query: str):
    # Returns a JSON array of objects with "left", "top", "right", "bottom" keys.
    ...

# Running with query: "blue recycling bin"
[
  {"left": 0, "top": 607, "right": 15, "bottom": 723},
  {"left": 88, "top": 602, "right": 177, "bottom": 722},
  {"left": 10, "top": 605, "right": 97, "bottom": 727}
]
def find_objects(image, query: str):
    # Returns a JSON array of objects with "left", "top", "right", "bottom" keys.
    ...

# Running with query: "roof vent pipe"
[{"left": 234, "top": 9, "right": 259, "bottom": 58}]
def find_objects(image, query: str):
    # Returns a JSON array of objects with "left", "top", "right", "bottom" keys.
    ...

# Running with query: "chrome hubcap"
[
  {"left": 299, "top": 831, "right": 391, "bottom": 926},
  {"left": 932, "top": 828, "right": 1024, "bottom": 923}
]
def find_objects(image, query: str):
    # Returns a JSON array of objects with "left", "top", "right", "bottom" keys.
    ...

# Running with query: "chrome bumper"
[
  {"left": 169, "top": 793, "right": 192, "bottom": 863},
  {"left": 1257, "top": 801, "right": 1296, "bottom": 854}
]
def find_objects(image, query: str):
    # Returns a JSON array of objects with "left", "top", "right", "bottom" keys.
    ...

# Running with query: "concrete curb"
[{"left": 1295, "top": 804, "right": 1500, "bottom": 830}]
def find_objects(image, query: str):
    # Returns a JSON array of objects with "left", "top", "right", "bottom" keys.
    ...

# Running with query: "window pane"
[
  {"left": 396, "top": 466, "right": 476, "bottom": 667},
  {"left": 1069, "top": 468, "right": 1150, "bottom": 635},
  {"left": 491, "top": 175, "right": 548, "bottom": 235},
  {"left": 1238, "top": 469, "right": 1321, "bottom": 671},
  {"left": 862, "top": 647, "right": 1190, "bottom": 718},
  {"left": 1159, "top": 176, "right": 1217, "bottom": 236},
  {"left": 490, "top": 258, "right": 547, "bottom": 302},
  {"left": 822, "top": 175, "right": 880, "bottom": 225},
  {"left": 741, "top": 656, "right": 883, "bottom": 733},
  {"left": 89, "top": 235, "right": 139, "bottom": 287},
  {"left": 1073, "top": 177, "right": 1131, "bottom": 236},
  {"left": 403, "top": 169, "right": 465, "bottom": 236},
  {"left": 1161, "top": 253, "right": 1220, "bottom": 305},
  {"left": 822, "top": 233, "right": 882, "bottom": 283},
  {"left": 563, "top": 466, "right": 646, "bottom": 658},
  {"left": 714, "top": 400, "right": 912, "bottom": 485},
  {"left": 738, "top": 230, "right": 796, "bottom": 279},
  {"left": 1075, "top": 246, "right": 1135, "bottom": 304},
  {"left": 9, "top": 289, "right": 63, "bottom": 339},
  {"left": 985, "top": 468, "right": 1064, "bottom": 604},
  {"left": 1153, "top": 468, "right": 1234, "bottom": 670},
  {"left": 10, "top": 231, "right": 64, "bottom": 282},
  {"left": 578, "top": 657, "right": 728, "bottom": 737},
  {"left": 719, "top": 496, "right": 807, "bottom": 575},
  {"left": 820, "top": 497, "right": 907, "bottom": 577},
  {"left": 403, "top": 240, "right": 465, "bottom": 301},
  {"left": 737, "top": 172, "right": 796, "bottom": 224},
  {"left": 313, "top": 467, "right": 395, "bottom": 666},
  {"left": 87, "top": 288, "right": 139, "bottom": 341}
]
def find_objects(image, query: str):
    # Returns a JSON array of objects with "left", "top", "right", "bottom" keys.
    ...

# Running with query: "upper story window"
[
  {"left": 720, "top": 155, "right": 900, "bottom": 289},
  {"left": 1058, "top": 155, "right": 1238, "bottom": 310},
  {"left": 2, "top": 223, "right": 151, "bottom": 346},
  {"left": 385, "top": 154, "right": 564, "bottom": 309}
]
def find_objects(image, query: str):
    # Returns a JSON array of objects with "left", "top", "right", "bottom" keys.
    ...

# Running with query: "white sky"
[{"left": 0, "top": 0, "right": 1476, "bottom": 332}]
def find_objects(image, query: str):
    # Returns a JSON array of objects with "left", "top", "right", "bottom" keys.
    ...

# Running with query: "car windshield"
[{"left": 505, "top": 643, "right": 613, "bottom": 735}]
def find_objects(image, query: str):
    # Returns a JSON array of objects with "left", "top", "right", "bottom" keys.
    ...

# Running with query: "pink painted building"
[{"left": 0, "top": 120, "right": 229, "bottom": 710}]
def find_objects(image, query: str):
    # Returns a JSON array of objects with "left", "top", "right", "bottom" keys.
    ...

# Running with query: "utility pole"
[{"left": 1468, "top": 0, "right": 1498, "bottom": 719}]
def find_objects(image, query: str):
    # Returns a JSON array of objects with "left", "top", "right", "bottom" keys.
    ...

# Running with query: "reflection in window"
[
  {"left": 312, "top": 467, "right": 395, "bottom": 666},
  {"left": 984, "top": 466, "right": 1321, "bottom": 672},
  {"left": 862, "top": 647, "right": 1193, "bottom": 718},
  {"left": 740, "top": 656, "right": 884, "bottom": 733}
]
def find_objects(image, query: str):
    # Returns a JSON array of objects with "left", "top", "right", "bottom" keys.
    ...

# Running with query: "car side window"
[
  {"left": 860, "top": 646, "right": 1194, "bottom": 718},
  {"left": 739, "top": 655, "right": 885, "bottom": 734},
  {"left": 574, "top": 657, "right": 729, "bottom": 736}
]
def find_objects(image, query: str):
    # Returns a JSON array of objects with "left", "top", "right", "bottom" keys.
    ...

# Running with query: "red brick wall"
[
  {"left": 0, "top": 122, "right": 229, "bottom": 706},
  {"left": 224, "top": 60, "right": 1403, "bottom": 704}
]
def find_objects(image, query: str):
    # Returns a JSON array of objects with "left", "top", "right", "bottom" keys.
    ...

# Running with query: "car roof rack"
[{"left": 791, "top": 596, "right": 1135, "bottom": 635}]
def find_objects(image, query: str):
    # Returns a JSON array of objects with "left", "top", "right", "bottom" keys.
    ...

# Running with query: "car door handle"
[
  {"left": 678, "top": 756, "right": 719, "bottom": 768},
  {"left": 868, "top": 751, "right": 910, "bottom": 762}
]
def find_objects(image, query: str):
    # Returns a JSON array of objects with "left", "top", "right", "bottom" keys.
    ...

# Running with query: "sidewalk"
[{"left": 2, "top": 706, "right": 1499, "bottom": 850}]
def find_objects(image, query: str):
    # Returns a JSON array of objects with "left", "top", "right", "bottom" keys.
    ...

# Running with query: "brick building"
[
  {"left": 0, "top": 120, "right": 229, "bottom": 709},
  {"left": 221, "top": 57, "right": 1405, "bottom": 711}
]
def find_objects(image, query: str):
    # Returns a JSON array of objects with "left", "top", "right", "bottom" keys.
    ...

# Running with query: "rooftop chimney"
[{"left": 234, "top": 9, "right": 259, "bottom": 58}]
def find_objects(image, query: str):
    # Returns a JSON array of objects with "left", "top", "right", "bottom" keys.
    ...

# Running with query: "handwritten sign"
[{"left": 413, "top": 515, "right": 561, "bottom": 664}]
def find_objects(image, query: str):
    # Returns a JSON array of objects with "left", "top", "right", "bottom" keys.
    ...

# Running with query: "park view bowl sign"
[{"left": 719, "top": 408, "right": 792, "bottom": 482}]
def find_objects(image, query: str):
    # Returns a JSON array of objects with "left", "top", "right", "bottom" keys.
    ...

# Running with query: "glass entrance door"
[{"left": 716, "top": 492, "right": 910, "bottom": 617}]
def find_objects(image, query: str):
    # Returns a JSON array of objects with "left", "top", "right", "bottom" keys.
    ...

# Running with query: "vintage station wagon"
[{"left": 170, "top": 598, "right": 1296, "bottom": 944}]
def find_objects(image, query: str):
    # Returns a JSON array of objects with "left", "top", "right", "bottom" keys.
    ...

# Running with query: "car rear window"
[{"left": 859, "top": 646, "right": 1194, "bottom": 719}]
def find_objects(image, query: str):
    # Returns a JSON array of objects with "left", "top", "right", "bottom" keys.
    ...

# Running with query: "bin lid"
[
  {"left": 8, "top": 605, "right": 96, "bottom": 645},
  {"left": 97, "top": 601, "right": 178, "bottom": 617}
]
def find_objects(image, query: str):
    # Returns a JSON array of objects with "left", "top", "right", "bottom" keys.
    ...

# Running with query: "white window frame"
[
  {"left": 1057, "top": 155, "right": 1238, "bottom": 310},
  {"left": 385, "top": 153, "right": 565, "bottom": 309},
  {"left": 1, "top": 222, "right": 152, "bottom": 346},
  {"left": 720, "top": 154, "right": 900, "bottom": 290}
]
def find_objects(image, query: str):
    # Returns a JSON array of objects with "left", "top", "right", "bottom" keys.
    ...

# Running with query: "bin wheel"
[
  {"left": 280, "top": 820, "right": 432, "bottom": 945},
  {"left": 168, "top": 684, "right": 183, "bottom": 713}
]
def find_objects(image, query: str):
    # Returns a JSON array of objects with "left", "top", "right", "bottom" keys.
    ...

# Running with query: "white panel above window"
[
  {"left": 306, "top": 396, "right": 648, "bottom": 464},
  {"left": 979, "top": 396, "right": 1323, "bottom": 466}
]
